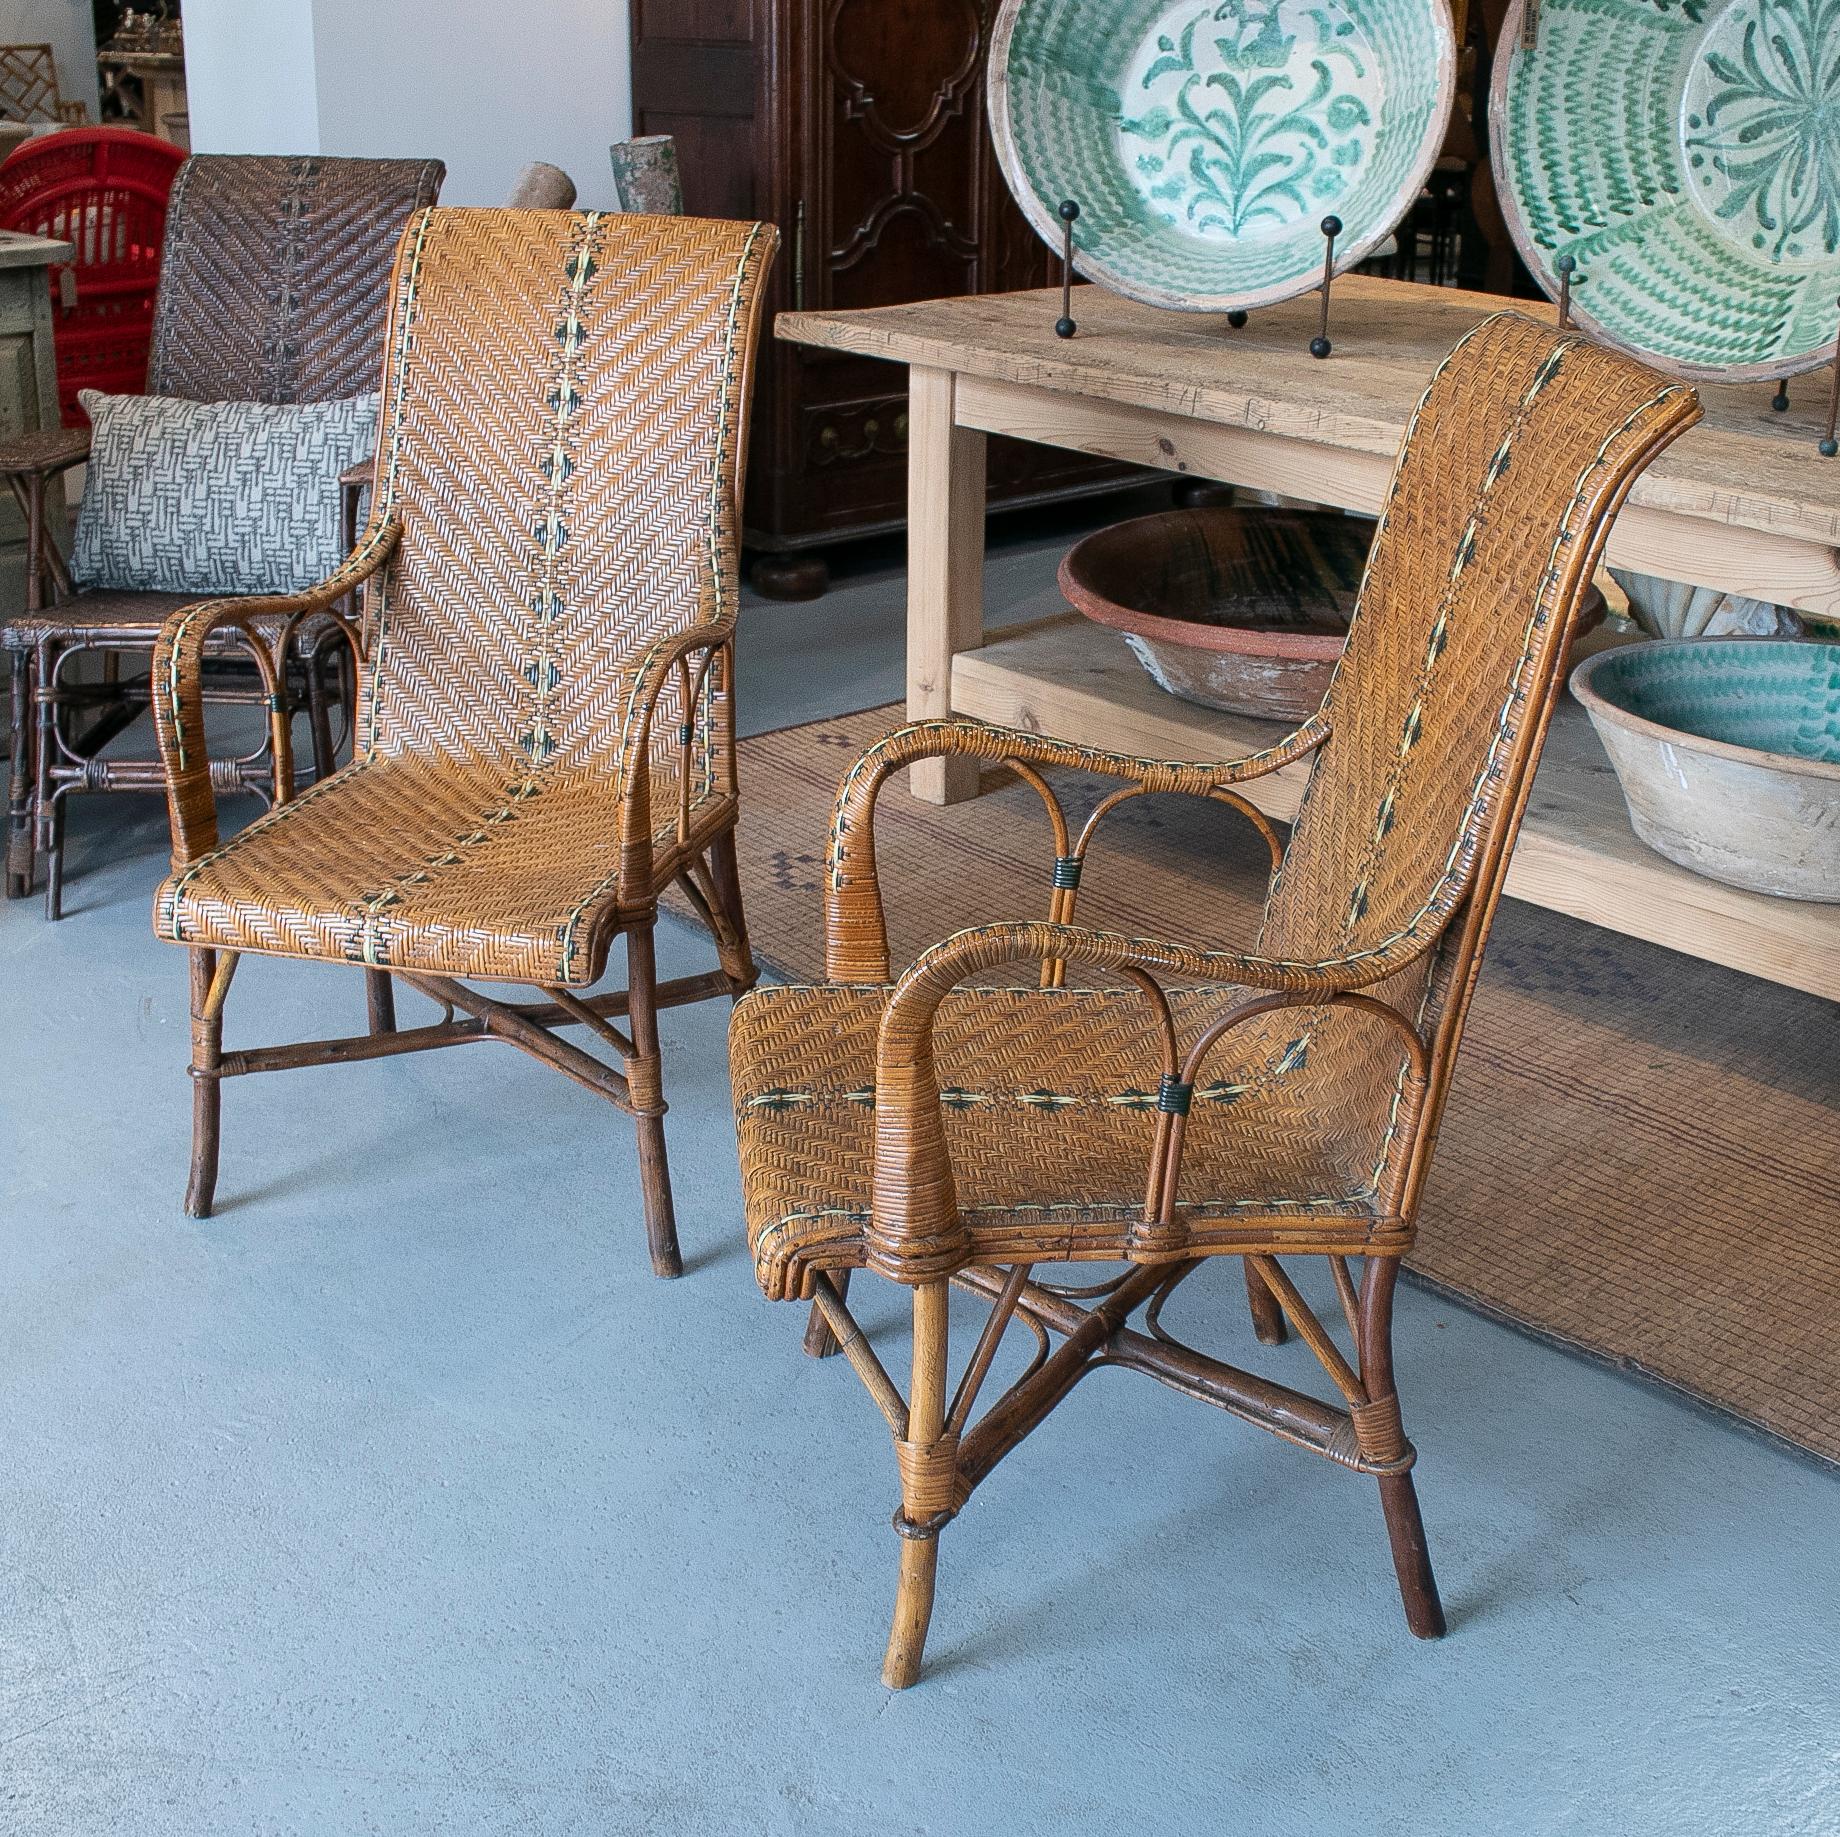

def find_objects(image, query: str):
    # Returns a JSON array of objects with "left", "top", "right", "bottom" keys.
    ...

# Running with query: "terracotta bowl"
[
  {"left": 1572, "top": 639, "right": 1840, "bottom": 902},
  {"left": 1062, "top": 504, "right": 1608, "bottom": 726},
  {"left": 1059, "top": 507, "right": 1368, "bottom": 724}
]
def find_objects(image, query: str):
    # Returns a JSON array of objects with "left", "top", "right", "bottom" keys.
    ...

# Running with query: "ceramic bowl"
[
  {"left": 1060, "top": 506, "right": 1369, "bottom": 722},
  {"left": 1065, "top": 504, "right": 1609, "bottom": 723},
  {"left": 1572, "top": 640, "right": 1840, "bottom": 901},
  {"left": 989, "top": 0, "right": 1455, "bottom": 313},
  {"left": 1492, "top": 0, "right": 1840, "bottom": 380},
  {"left": 1608, "top": 569, "right": 1803, "bottom": 642}
]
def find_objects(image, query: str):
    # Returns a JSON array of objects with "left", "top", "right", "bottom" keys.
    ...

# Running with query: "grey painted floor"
[{"left": 4, "top": 512, "right": 1837, "bottom": 1835}]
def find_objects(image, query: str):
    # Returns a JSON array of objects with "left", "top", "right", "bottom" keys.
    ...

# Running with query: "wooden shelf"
[{"left": 952, "top": 617, "right": 1840, "bottom": 1003}]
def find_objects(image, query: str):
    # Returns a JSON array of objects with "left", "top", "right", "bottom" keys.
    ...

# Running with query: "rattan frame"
[
  {"left": 729, "top": 314, "right": 1702, "bottom": 1686},
  {"left": 150, "top": 208, "right": 778, "bottom": 1276}
]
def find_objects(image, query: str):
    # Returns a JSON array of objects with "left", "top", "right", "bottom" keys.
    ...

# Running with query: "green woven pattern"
[
  {"left": 1496, "top": 0, "right": 1840, "bottom": 376},
  {"left": 1587, "top": 640, "right": 1840, "bottom": 764},
  {"left": 998, "top": 0, "right": 1449, "bottom": 309}
]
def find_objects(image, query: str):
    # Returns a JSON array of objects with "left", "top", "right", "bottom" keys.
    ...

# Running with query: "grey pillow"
[{"left": 72, "top": 388, "right": 379, "bottom": 596}]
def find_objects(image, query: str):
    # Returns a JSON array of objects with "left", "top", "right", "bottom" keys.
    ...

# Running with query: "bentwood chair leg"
[
  {"left": 1243, "top": 1259, "right": 1288, "bottom": 1345},
  {"left": 43, "top": 792, "right": 64, "bottom": 922},
  {"left": 886, "top": 1527, "right": 941, "bottom": 1690},
  {"left": 707, "top": 825, "right": 757, "bottom": 993},
  {"left": 364, "top": 969, "right": 397, "bottom": 1035},
  {"left": 304, "top": 651, "right": 338, "bottom": 784},
  {"left": 34, "top": 639, "right": 62, "bottom": 920},
  {"left": 186, "top": 946, "right": 227, "bottom": 1218},
  {"left": 1377, "top": 1471, "right": 1445, "bottom": 1639},
  {"left": 802, "top": 1268, "right": 849, "bottom": 1357},
  {"left": 885, "top": 1279, "right": 952, "bottom": 1689},
  {"left": 6, "top": 649, "right": 35, "bottom": 898},
  {"left": 626, "top": 920, "right": 683, "bottom": 1279},
  {"left": 1357, "top": 1259, "right": 1445, "bottom": 1639}
]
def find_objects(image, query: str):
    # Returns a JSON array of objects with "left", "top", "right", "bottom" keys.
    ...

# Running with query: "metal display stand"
[
  {"left": 1053, "top": 201, "right": 1347, "bottom": 360},
  {"left": 1051, "top": 203, "right": 1840, "bottom": 454}
]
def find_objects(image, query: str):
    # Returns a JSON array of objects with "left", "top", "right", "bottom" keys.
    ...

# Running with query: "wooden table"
[{"left": 779, "top": 276, "right": 1840, "bottom": 1002}]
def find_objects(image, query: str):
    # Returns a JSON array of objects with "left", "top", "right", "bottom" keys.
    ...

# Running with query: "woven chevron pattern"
[
  {"left": 70, "top": 388, "right": 378, "bottom": 594},
  {"left": 155, "top": 210, "right": 778, "bottom": 987},
  {"left": 1492, "top": 0, "right": 1840, "bottom": 380},
  {"left": 149, "top": 156, "right": 445, "bottom": 403},
  {"left": 731, "top": 314, "right": 1702, "bottom": 1291}
]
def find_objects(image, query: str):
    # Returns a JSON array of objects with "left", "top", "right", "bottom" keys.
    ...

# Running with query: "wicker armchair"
[
  {"left": 729, "top": 314, "right": 1701, "bottom": 1686},
  {"left": 2, "top": 153, "right": 444, "bottom": 916},
  {"left": 152, "top": 208, "right": 777, "bottom": 1276}
]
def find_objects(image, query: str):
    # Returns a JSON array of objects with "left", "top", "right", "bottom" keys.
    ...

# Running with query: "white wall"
[
  {"left": 182, "top": 0, "right": 321, "bottom": 154},
  {"left": 10, "top": 0, "right": 99, "bottom": 120},
  {"left": 313, "top": 0, "right": 632, "bottom": 207},
  {"left": 184, "top": 0, "right": 633, "bottom": 209}
]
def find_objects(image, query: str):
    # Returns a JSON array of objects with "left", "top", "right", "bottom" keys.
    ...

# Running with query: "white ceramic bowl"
[{"left": 1571, "top": 640, "right": 1840, "bottom": 902}]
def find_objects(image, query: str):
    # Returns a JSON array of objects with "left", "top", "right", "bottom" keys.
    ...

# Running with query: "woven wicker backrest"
[
  {"left": 147, "top": 155, "right": 445, "bottom": 404},
  {"left": 355, "top": 208, "right": 777, "bottom": 782},
  {"left": 1257, "top": 315, "right": 1694, "bottom": 1016}
]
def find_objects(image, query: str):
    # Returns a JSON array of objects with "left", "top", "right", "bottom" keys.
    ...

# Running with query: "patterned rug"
[{"left": 680, "top": 706, "right": 1840, "bottom": 1467}]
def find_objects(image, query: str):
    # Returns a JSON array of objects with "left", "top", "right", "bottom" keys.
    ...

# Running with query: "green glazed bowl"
[
  {"left": 989, "top": 0, "right": 1455, "bottom": 313},
  {"left": 1572, "top": 639, "right": 1840, "bottom": 901},
  {"left": 1493, "top": 0, "right": 1840, "bottom": 381}
]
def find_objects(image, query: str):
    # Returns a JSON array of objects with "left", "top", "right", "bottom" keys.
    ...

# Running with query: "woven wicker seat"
[
  {"left": 160, "top": 753, "right": 726, "bottom": 987},
  {"left": 2, "top": 154, "right": 445, "bottom": 917},
  {"left": 738, "top": 982, "right": 1401, "bottom": 1299},
  {"left": 153, "top": 207, "right": 777, "bottom": 1278},
  {"left": 730, "top": 313, "right": 1702, "bottom": 1687}
]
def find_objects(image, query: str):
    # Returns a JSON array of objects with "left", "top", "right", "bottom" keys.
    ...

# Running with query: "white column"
[{"left": 182, "top": 0, "right": 322, "bottom": 155}]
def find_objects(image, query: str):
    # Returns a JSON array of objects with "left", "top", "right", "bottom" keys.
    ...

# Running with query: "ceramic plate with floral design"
[
  {"left": 988, "top": 0, "right": 1455, "bottom": 313},
  {"left": 1493, "top": 0, "right": 1840, "bottom": 381}
]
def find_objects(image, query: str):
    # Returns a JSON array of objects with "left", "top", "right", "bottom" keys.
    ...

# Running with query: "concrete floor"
[{"left": 3, "top": 511, "right": 1837, "bottom": 1835}]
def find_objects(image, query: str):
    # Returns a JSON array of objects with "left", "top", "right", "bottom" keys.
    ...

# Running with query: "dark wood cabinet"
[{"left": 630, "top": 0, "right": 1134, "bottom": 593}]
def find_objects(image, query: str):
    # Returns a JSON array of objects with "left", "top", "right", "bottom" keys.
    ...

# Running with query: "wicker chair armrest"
[
  {"left": 153, "top": 521, "right": 401, "bottom": 865},
  {"left": 824, "top": 716, "right": 1330, "bottom": 982},
  {"left": 338, "top": 459, "right": 373, "bottom": 489},
  {"left": 0, "top": 425, "right": 91, "bottom": 479},
  {"left": 610, "top": 597, "right": 739, "bottom": 889},
  {"left": 860, "top": 916, "right": 1438, "bottom": 1281}
]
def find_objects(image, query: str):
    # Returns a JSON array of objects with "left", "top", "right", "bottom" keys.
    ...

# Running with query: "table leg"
[{"left": 906, "top": 365, "right": 986, "bottom": 805}]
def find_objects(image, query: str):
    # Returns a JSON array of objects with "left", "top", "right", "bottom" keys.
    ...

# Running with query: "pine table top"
[{"left": 780, "top": 276, "right": 1840, "bottom": 552}]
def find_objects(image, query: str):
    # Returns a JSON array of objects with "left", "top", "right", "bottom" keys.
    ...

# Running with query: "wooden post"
[
  {"left": 0, "top": 232, "right": 73, "bottom": 620},
  {"left": 884, "top": 1278, "right": 951, "bottom": 1687},
  {"left": 906, "top": 365, "right": 987, "bottom": 805}
]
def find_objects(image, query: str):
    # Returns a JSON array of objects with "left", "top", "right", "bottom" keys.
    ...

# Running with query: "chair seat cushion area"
[
  {"left": 731, "top": 981, "right": 1416, "bottom": 1299},
  {"left": 155, "top": 753, "right": 714, "bottom": 987}
]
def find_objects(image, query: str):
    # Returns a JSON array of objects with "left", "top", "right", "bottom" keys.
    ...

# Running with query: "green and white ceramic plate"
[
  {"left": 1493, "top": 0, "right": 1840, "bottom": 382},
  {"left": 988, "top": 0, "right": 1455, "bottom": 314}
]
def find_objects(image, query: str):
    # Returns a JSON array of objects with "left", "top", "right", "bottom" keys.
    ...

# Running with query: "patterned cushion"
[{"left": 71, "top": 388, "right": 378, "bottom": 596}]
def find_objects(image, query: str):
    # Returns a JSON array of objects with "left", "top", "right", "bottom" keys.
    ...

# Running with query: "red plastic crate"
[{"left": 0, "top": 127, "right": 185, "bottom": 426}]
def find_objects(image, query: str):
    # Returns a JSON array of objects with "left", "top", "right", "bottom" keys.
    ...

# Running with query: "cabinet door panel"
[{"left": 630, "top": 0, "right": 1139, "bottom": 548}]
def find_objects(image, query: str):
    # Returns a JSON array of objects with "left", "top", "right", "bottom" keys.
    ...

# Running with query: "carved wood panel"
[{"left": 631, "top": 0, "right": 1135, "bottom": 551}]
